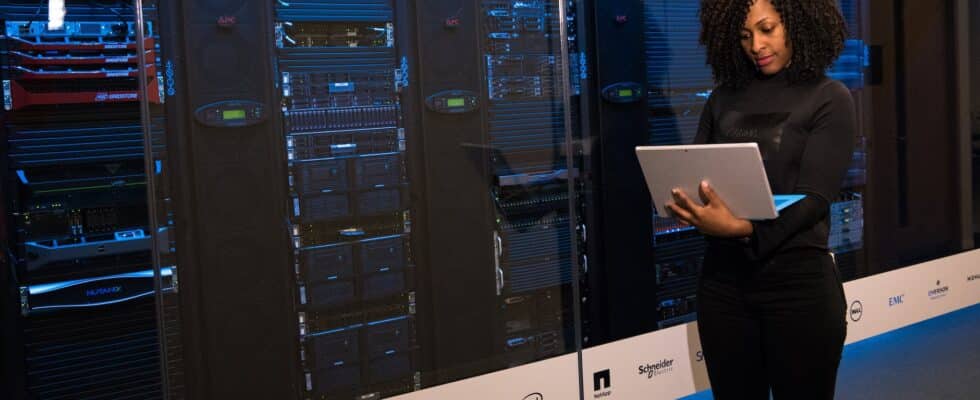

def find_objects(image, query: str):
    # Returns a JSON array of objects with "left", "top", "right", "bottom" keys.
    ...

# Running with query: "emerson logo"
[
  {"left": 849, "top": 300, "right": 863, "bottom": 321},
  {"left": 638, "top": 359, "right": 675, "bottom": 379},
  {"left": 928, "top": 281, "right": 949, "bottom": 300},
  {"left": 592, "top": 369, "right": 612, "bottom": 398}
]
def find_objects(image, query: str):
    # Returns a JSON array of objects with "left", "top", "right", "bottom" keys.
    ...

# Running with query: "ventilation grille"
[{"left": 23, "top": 298, "right": 163, "bottom": 400}]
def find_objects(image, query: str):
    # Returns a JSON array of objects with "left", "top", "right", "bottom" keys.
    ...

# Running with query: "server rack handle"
[{"left": 494, "top": 231, "right": 504, "bottom": 295}]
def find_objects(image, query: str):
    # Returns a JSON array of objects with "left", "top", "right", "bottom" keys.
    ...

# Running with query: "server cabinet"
[
  {"left": 275, "top": 1, "right": 421, "bottom": 396},
  {"left": 414, "top": 0, "right": 586, "bottom": 385},
  {"left": 155, "top": 0, "right": 299, "bottom": 398},
  {"left": 865, "top": 0, "right": 969, "bottom": 269},
  {"left": 0, "top": 1, "right": 173, "bottom": 399}
]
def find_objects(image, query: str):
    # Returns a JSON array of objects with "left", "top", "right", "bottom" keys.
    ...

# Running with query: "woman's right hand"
[{"left": 667, "top": 181, "right": 754, "bottom": 238}]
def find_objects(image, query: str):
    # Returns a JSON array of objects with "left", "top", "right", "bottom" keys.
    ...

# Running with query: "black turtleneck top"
[{"left": 693, "top": 71, "right": 857, "bottom": 261}]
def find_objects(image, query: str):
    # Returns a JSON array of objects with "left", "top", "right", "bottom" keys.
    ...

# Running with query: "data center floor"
[{"left": 681, "top": 302, "right": 980, "bottom": 400}]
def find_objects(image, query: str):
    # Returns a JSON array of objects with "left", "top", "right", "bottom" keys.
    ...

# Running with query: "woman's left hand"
[{"left": 666, "top": 181, "right": 754, "bottom": 238}]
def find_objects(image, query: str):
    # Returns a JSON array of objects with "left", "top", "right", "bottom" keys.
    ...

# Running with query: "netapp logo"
[
  {"left": 85, "top": 286, "right": 122, "bottom": 297},
  {"left": 638, "top": 359, "right": 675, "bottom": 379},
  {"left": 593, "top": 369, "right": 612, "bottom": 398},
  {"left": 849, "top": 300, "right": 863, "bottom": 321},
  {"left": 522, "top": 393, "right": 543, "bottom": 400},
  {"left": 968, "top": 274, "right": 980, "bottom": 282},
  {"left": 888, "top": 294, "right": 905, "bottom": 306},
  {"left": 928, "top": 280, "right": 949, "bottom": 300}
]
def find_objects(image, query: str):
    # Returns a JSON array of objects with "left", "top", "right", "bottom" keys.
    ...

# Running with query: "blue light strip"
[
  {"left": 27, "top": 267, "right": 173, "bottom": 295},
  {"left": 298, "top": 233, "right": 403, "bottom": 252},
  {"left": 310, "top": 323, "right": 365, "bottom": 337},
  {"left": 115, "top": 229, "right": 147, "bottom": 240},
  {"left": 366, "top": 315, "right": 408, "bottom": 326},
  {"left": 28, "top": 292, "right": 156, "bottom": 312},
  {"left": 359, "top": 234, "right": 403, "bottom": 243},
  {"left": 290, "top": 151, "right": 403, "bottom": 165},
  {"left": 307, "top": 315, "right": 410, "bottom": 338},
  {"left": 655, "top": 225, "right": 698, "bottom": 236}
]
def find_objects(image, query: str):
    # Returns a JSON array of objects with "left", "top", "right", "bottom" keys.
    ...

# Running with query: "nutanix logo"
[
  {"left": 638, "top": 359, "right": 675, "bottom": 379},
  {"left": 928, "top": 280, "right": 949, "bottom": 300},
  {"left": 593, "top": 369, "right": 612, "bottom": 398},
  {"left": 84, "top": 286, "right": 122, "bottom": 298}
]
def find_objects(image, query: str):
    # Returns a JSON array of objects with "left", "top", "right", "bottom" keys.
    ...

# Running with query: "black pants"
[{"left": 696, "top": 248, "right": 847, "bottom": 400}]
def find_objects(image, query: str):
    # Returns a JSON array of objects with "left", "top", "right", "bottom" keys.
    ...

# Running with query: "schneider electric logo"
[
  {"left": 928, "top": 280, "right": 949, "bottom": 300},
  {"left": 638, "top": 359, "right": 675, "bottom": 379},
  {"left": 592, "top": 369, "right": 612, "bottom": 398}
]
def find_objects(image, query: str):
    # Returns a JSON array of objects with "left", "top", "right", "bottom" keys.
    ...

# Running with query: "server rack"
[
  {"left": 273, "top": 1, "right": 420, "bottom": 397},
  {"left": 412, "top": 0, "right": 586, "bottom": 385},
  {"left": 0, "top": 1, "right": 174, "bottom": 399}
]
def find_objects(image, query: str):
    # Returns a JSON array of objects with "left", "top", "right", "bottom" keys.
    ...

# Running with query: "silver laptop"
[{"left": 635, "top": 143, "right": 804, "bottom": 220}]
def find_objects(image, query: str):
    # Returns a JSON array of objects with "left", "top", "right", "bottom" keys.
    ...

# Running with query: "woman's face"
[{"left": 740, "top": 0, "right": 792, "bottom": 75}]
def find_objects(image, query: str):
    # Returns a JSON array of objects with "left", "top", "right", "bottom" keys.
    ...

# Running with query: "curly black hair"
[{"left": 699, "top": 0, "right": 848, "bottom": 88}]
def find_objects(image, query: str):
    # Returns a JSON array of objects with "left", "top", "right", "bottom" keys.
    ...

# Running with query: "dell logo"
[
  {"left": 85, "top": 286, "right": 122, "bottom": 297},
  {"left": 849, "top": 300, "right": 863, "bottom": 321},
  {"left": 888, "top": 294, "right": 904, "bottom": 306}
]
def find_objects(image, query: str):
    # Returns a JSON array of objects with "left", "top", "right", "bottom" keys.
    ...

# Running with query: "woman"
[{"left": 666, "top": 0, "right": 855, "bottom": 398}]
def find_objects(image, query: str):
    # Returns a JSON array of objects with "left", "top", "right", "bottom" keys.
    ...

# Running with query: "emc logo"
[{"left": 888, "top": 294, "right": 904, "bottom": 306}]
